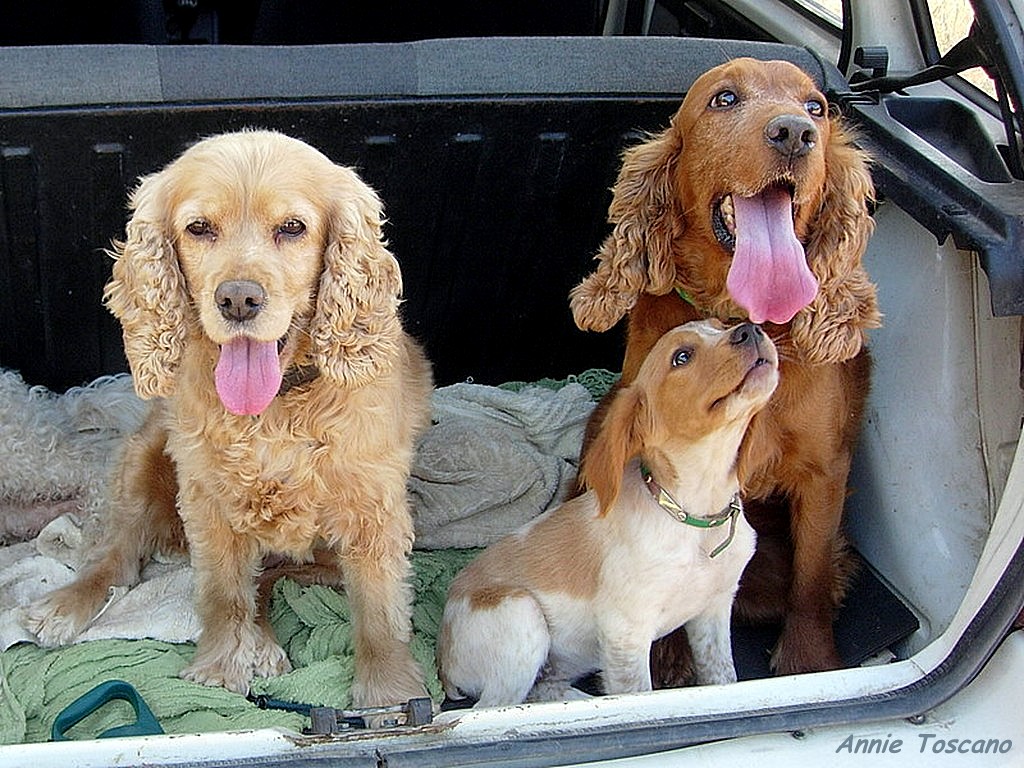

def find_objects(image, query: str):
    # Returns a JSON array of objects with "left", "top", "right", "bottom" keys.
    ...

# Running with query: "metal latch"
[
  {"left": 248, "top": 693, "right": 434, "bottom": 734},
  {"left": 309, "top": 698, "right": 434, "bottom": 733}
]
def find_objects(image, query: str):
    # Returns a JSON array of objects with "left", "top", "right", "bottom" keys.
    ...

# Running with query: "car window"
[
  {"left": 793, "top": 0, "right": 842, "bottom": 25},
  {"left": 928, "top": 0, "right": 997, "bottom": 97},
  {"left": 822, "top": 0, "right": 997, "bottom": 98},
  {"left": 792, "top": 1, "right": 995, "bottom": 99}
]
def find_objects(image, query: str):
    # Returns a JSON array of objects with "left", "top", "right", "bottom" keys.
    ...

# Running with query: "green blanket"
[
  {"left": 0, "top": 369, "right": 618, "bottom": 745},
  {"left": 1, "top": 549, "right": 477, "bottom": 743}
]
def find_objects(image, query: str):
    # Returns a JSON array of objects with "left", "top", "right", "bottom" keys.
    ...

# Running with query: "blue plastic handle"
[{"left": 51, "top": 680, "right": 164, "bottom": 741}]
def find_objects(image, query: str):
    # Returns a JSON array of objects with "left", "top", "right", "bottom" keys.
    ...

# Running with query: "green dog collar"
[{"left": 639, "top": 462, "right": 742, "bottom": 558}]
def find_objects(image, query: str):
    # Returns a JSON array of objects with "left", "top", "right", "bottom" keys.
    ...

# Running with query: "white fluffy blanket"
[
  {"left": 0, "top": 372, "right": 594, "bottom": 650},
  {"left": 0, "top": 371, "right": 147, "bottom": 548}
]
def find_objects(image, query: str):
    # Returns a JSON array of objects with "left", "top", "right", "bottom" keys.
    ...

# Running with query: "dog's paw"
[
  {"left": 770, "top": 618, "right": 843, "bottom": 675},
  {"left": 23, "top": 592, "right": 97, "bottom": 647},
  {"left": 182, "top": 628, "right": 291, "bottom": 694},
  {"left": 251, "top": 636, "right": 293, "bottom": 679},
  {"left": 351, "top": 647, "right": 427, "bottom": 707},
  {"left": 694, "top": 661, "right": 738, "bottom": 686},
  {"left": 181, "top": 656, "right": 252, "bottom": 695}
]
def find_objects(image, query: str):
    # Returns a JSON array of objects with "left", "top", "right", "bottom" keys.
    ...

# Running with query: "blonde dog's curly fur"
[{"left": 25, "top": 131, "right": 432, "bottom": 705}]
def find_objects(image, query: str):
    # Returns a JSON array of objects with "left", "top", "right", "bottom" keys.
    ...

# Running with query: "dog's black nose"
[
  {"left": 215, "top": 280, "right": 266, "bottom": 322},
  {"left": 729, "top": 322, "right": 763, "bottom": 347},
  {"left": 765, "top": 114, "right": 818, "bottom": 158}
]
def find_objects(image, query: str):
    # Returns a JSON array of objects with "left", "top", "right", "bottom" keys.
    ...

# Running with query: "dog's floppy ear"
[
  {"left": 792, "top": 119, "right": 882, "bottom": 363},
  {"left": 570, "top": 126, "right": 684, "bottom": 332},
  {"left": 309, "top": 166, "right": 404, "bottom": 388},
  {"left": 103, "top": 169, "right": 191, "bottom": 399},
  {"left": 580, "top": 384, "right": 652, "bottom": 516}
]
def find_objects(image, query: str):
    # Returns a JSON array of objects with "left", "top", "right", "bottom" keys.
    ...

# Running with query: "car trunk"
[{"left": 0, "top": 35, "right": 1022, "bottom": 766}]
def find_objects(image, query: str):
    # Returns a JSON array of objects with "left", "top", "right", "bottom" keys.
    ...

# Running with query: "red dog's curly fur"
[{"left": 570, "top": 58, "right": 880, "bottom": 677}]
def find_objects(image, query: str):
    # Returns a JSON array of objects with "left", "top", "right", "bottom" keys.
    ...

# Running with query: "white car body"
[{"left": 1, "top": 1, "right": 1023, "bottom": 766}]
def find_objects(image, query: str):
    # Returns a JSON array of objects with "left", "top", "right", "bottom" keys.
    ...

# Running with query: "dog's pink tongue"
[
  {"left": 215, "top": 337, "right": 282, "bottom": 416},
  {"left": 726, "top": 188, "right": 818, "bottom": 324}
]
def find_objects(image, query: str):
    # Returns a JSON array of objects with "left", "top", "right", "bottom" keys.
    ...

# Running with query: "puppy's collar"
[
  {"left": 639, "top": 462, "right": 742, "bottom": 558},
  {"left": 675, "top": 286, "right": 701, "bottom": 310},
  {"left": 674, "top": 287, "right": 746, "bottom": 326}
]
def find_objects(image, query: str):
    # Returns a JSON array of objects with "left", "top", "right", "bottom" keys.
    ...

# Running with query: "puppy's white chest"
[{"left": 610, "top": 514, "right": 755, "bottom": 634}]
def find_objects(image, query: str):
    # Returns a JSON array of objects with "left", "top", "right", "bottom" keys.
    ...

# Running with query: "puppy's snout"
[
  {"left": 215, "top": 280, "right": 266, "bottom": 323},
  {"left": 729, "top": 322, "right": 763, "bottom": 348},
  {"left": 765, "top": 114, "right": 818, "bottom": 158}
]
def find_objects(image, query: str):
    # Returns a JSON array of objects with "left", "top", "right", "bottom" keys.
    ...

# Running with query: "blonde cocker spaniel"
[{"left": 26, "top": 130, "right": 433, "bottom": 706}]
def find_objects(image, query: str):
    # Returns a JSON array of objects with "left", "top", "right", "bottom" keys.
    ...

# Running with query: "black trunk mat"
[{"left": 732, "top": 555, "right": 920, "bottom": 680}]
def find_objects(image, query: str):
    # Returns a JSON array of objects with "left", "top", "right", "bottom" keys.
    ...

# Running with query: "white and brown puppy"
[{"left": 436, "top": 320, "right": 778, "bottom": 707}]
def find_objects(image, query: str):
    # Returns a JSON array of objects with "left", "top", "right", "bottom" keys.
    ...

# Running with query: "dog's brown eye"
[
  {"left": 186, "top": 219, "right": 213, "bottom": 238},
  {"left": 710, "top": 90, "right": 737, "bottom": 109},
  {"left": 806, "top": 99, "right": 826, "bottom": 118},
  {"left": 672, "top": 347, "right": 693, "bottom": 367},
  {"left": 278, "top": 219, "right": 306, "bottom": 238}
]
